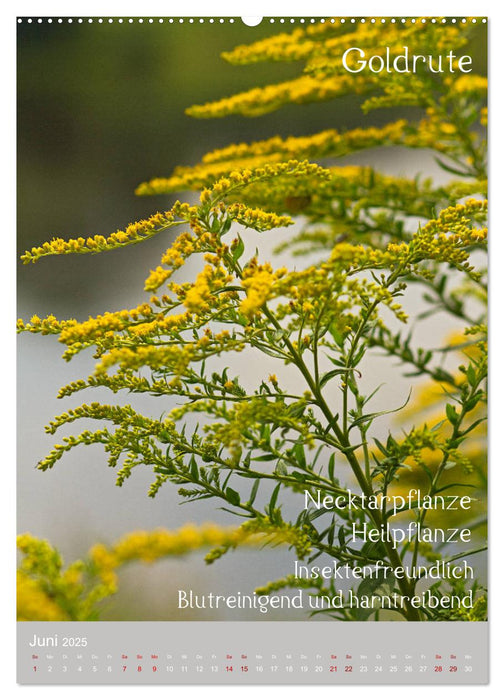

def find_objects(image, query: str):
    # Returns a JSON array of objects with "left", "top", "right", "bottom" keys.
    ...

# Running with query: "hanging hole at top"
[{"left": 241, "top": 16, "right": 263, "bottom": 26}]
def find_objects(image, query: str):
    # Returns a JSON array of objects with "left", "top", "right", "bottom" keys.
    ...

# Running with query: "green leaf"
[
  {"left": 326, "top": 354, "right": 346, "bottom": 367},
  {"left": 274, "top": 460, "right": 288, "bottom": 476},
  {"left": 349, "top": 389, "right": 411, "bottom": 431},
  {"left": 328, "top": 324, "right": 345, "bottom": 346},
  {"left": 291, "top": 471, "right": 307, "bottom": 482},
  {"left": 362, "top": 383, "right": 385, "bottom": 406},
  {"left": 465, "top": 394, "right": 484, "bottom": 412},
  {"left": 260, "top": 422, "right": 271, "bottom": 442},
  {"left": 288, "top": 403, "right": 307, "bottom": 419},
  {"left": 359, "top": 540, "right": 388, "bottom": 560},
  {"left": 466, "top": 363, "right": 477, "bottom": 386},
  {"left": 446, "top": 403, "right": 459, "bottom": 425},
  {"left": 355, "top": 571, "right": 396, "bottom": 620},
  {"left": 269, "top": 483, "right": 281, "bottom": 512},
  {"left": 319, "top": 368, "right": 350, "bottom": 389},
  {"left": 372, "top": 438, "right": 389, "bottom": 457},
  {"left": 294, "top": 441, "right": 306, "bottom": 468},
  {"left": 328, "top": 453, "right": 336, "bottom": 482},
  {"left": 225, "top": 487, "right": 241, "bottom": 507},
  {"left": 220, "top": 507, "right": 246, "bottom": 517},
  {"left": 253, "top": 453, "right": 277, "bottom": 462},
  {"left": 446, "top": 545, "right": 488, "bottom": 563},
  {"left": 308, "top": 507, "right": 332, "bottom": 521},
  {"left": 433, "top": 482, "right": 476, "bottom": 494},
  {"left": 255, "top": 345, "right": 287, "bottom": 360},
  {"left": 219, "top": 474, "right": 231, "bottom": 494},
  {"left": 247, "top": 479, "right": 260, "bottom": 506},
  {"left": 434, "top": 156, "right": 471, "bottom": 177},
  {"left": 189, "top": 456, "right": 199, "bottom": 481},
  {"left": 220, "top": 217, "right": 232, "bottom": 235},
  {"left": 327, "top": 520, "right": 336, "bottom": 547},
  {"left": 231, "top": 234, "right": 245, "bottom": 262},
  {"left": 352, "top": 345, "right": 367, "bottom": 367}
]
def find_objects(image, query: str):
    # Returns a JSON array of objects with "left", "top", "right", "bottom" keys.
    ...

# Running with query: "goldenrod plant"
[{"left": 18, "top": 18, "right": 487, "bottom": 621}]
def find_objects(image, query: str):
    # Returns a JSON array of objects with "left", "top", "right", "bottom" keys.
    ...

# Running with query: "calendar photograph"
[{"left": 16, "top": 13, "right": 488, "bottom": 684}]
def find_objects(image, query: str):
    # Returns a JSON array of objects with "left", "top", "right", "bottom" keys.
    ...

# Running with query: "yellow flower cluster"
[
  {"left": 36, "top": 429, "right": 110, "bottom": 472},
  {"left": 210, "top": 160, "right": 331, "bottom": 196},
  {"left": 421, "top": 199, "right": 487, "bottom": 236},
  {"left": 18, "top": 303, "right": 172, "bottom": 357},
  {"left": 17, "top": 532, "right": 64, "bottom": 574},
  {"left": 221, "top": 27, "right": 317, "bottom": 65},
  {"left": 202, "top": 121, "right": 409, "bottom": 167},
  {"left": 240, "top": 261, "right": 275, "bottom": 317},
  {"left": 105, "top": 523, "right": 256, "bottom": 563},
  {"left": 402, "top": 115, "right": 462, "bottom": 154},
  {"left": 88, "top": 543, "right": 120, "bottom": 592},
  {"left": 17, "top": 572, "right": 70, "bottom": 621},
  {"left": 21, "top": 202, "right": 199, "bottom": 264},
  {"left": 321, "top": 199, "right": 487, "bottom": 275},
  {"left": 141, "top": 165, "right": 238, "bottom": 196},
  {"left": 205, "top": 517, "right": 312, "bottom": 562},
  {"left": 18, "top": 523, "right": 307, "bottom": 620},
  {"left": 126, "top": 311, "right": 193, "bottom": 338},
  {"left": 407, "top": 204, "right": 487, "bottom": 279},
  {"left": 139, "top": 148, "right": 338, "bottom": 199},
  {"left": 328, "top": 241, "right": 399, "bottom": 270},
  {"left": 272, "top": 264, "right": 352, "bottom": 332},
  {"left": 187, "top": 73, "right": 369, "bottom": 119},
  {"left": 95, "top": 344, "right": 195, "bottom": 378},
  {"left": 44, "top": 402, "right": 173, "bottom": 439},
  {"left": 451, "top": 75, "right": 488, "bottom": 95},
  {"left": 57, "top": 303, "right": 154, "bottom": 347},
  {"left": 183, "top": 264, "right": 232, "bottom": 314},
  {"left": 226, "top": 203, "right": 293, "bottom": 231},
  {"left": 17, "top": 313, "right": 69, "bottom": 335},
  {"left": 17, "top": 533, "right": 86, "bottom": 621},
  {"left": 144, "top": 266, "right": 173, "bottom": 291},
  {"left": 182, "top": 268, "right": 213, "bottom": 313},
  {"left": 144, "top": 231, "right": 199, "bottom": 291}
]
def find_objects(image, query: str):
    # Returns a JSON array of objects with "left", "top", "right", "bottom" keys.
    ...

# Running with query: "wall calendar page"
[{"left": 16, "top": 10, "right": 489, "bottom": 687}]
